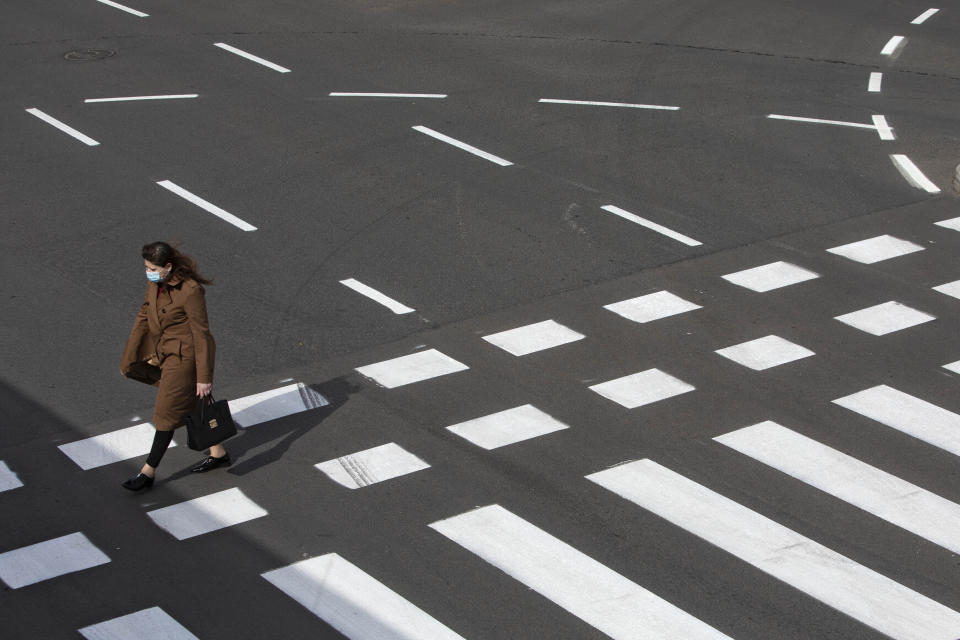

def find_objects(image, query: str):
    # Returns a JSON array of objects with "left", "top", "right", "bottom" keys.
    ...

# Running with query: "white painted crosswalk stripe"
[
  {"left": 604, "top": 290, "right": 701, "bottom": 323},
  {"left": 587, "top": 459, "right": 960, "bottom": 640},
  {"left": 934, "top": 217, "right": 960, "bottom": 232},
  {"left": 721, "top": 261, "right": 819, "bottom": 292},
  {"left": 78, "top": 607, "right": 198, "bottom": 640},
  {"left": 429, "top": 504, "right": 732, "bottom": 640},
  {"left": 715, "top": 335, "right": 814, "bottom": 370},
  {"left": 356, "top": 348, "right": 469, "bottom": 388},
  {"left": 833, "top": 385, "right": 960, "bottom": 456},
  {"left": 482, "top": 319, "right": 584, "bottom": 356},
  {"left": 834, "top": 300, "right": 935, "bottom": 335},
  {"left": 229, "top": 382, "right": 328, "bottom": 428},
  {"left": 263, "top": 553, "right": 466, "bottom": 640},
  {"left": 715, "top": 421, "right": 960, "bottom": 555},
  {"left": 0, "top": 532, "right": 110, "bottom": 589},
  {"left": 0, "top": 461, "right": 24, "bottom": 492},
  {"left": 147, "top": 488, "right": 268, "bottom": 540},
  {"left": 315, "top": 442, "right": 430, "bottom": 488},
  {"left": 58, "top": 422, "right": 177, "bottom": 470},
  {"left": 932, "top": 279, "right": 960, "bottom": 300},
  {"left": 446, "top": 404, "right": 570, "bottom": 449},
  {"left": 589, "top": 368, "right": 694, "bottom": 409},
  {"left": 826, "top": 235, "right": 923, "bottom": 264},
  {"left": 943, "top": 360, "right": 960, "bottom": 375}
]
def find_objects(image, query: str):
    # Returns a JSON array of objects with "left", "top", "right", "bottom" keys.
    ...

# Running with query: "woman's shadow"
[{"left": 168, "top": 376, "right": 360, "bottom": 480}]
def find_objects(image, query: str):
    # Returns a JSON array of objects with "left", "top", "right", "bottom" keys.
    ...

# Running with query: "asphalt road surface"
[{"left": 3, "top": 1, "right": 960, "bottom": 638}]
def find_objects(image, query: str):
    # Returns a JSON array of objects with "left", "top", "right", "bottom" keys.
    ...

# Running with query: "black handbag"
[{"left": 185, "top": 395, "right": 237, "bottom": 451}]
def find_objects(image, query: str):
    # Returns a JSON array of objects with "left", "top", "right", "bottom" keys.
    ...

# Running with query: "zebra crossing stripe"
[
  {"left": 0, "top": 461, "right": 23, "bottom": 492},
  {"left": 58, "top": 422, "right": 177, "bottom": 470},
  {"left": 229, "top": 382, "right": 328, "bottom": 428},
  {"left": 262, "top": 553, "right": 465, "bottom": 640},
  {"left": 356, "top": 349, "right": 469, "bottom": 388},
  {"left": 147, "top": 488, "right": 267, "bottom": 540},
  {"left": 0, "top": 532, "right": 110, "bottom": 589},
  {"left": 587, "top": 459, "right": 960, "bottom": 640},
  {"left": 833, "top": 385, "right": 960, "bottom": 456},
  {"left": 429, "top": 504, "right": 732, "bottom": 640},
  {"left": 79, "top": 607, "right": 198, "bottom": 640},
  {"left": 715, "top": 421, "right": 960, "bottom": 554},
  {"left": 315, "top": 442, "right": 430, "bottom": 488}
]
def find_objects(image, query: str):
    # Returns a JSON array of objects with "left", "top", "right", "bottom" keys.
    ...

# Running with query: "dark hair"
[{"left": 141, "top": 241, "right": 213, "bottom": 285}]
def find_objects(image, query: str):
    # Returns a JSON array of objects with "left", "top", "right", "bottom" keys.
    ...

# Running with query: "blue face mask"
[{"left": 146, "top": 270, "right": 164, "bottom": 283}]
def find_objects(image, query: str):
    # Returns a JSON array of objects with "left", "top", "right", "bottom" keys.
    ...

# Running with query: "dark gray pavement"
[{"left": 3, "top": 1, "right": 960, "bottom": 638}]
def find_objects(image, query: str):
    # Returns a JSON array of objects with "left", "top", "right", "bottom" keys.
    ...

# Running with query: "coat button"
[{"left": 161, "top": 308, "right": 166, "bottom": 313}]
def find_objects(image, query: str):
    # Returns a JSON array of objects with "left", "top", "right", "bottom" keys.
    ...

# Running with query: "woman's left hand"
[{"left": 196, "top": 382, "right": 212, "bottom": 397}]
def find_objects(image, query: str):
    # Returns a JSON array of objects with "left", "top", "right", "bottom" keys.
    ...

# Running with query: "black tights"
[{"left": 145, "top": 430, "right": 175, "bottom": 468}]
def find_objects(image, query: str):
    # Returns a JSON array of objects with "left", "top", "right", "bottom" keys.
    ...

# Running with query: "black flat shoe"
[
  {"left": 191, "top": 454, "right": 231, "bottom": 473},
  {"left": 121, "top": 473, "right": 154, "bottom": 491}
]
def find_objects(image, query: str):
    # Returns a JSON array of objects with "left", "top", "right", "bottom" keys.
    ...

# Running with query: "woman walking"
[{"left": 119, "top": 242, "right": 230, "bottom": 491}]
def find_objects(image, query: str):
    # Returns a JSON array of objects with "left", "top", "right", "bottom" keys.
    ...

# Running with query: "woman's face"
[{"left": 144, "top": 260, "right": 172, "bottom": 280}]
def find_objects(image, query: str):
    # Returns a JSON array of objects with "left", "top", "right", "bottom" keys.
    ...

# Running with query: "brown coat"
[{"left": 121, "top": 276, "right": 216, "bottom": 431}]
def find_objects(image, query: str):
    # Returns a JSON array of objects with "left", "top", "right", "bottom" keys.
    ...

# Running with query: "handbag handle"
[{"left": 196, "top": 394, "right": 216, "bottom": 421}]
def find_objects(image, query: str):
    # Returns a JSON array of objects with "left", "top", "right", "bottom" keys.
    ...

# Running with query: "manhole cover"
[{"left": 63, "top": 49, "right": 116, "bottom": 62}]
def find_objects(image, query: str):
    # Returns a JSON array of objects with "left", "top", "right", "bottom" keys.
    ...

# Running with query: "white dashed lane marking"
[
  {"left": 538, "top": 98, "right": 680, "bottom": 111},
  {"left": 911, "top": 8, "right": 939, "bottom": 25},
  {"left": 446, "top": 404, "right": 570, "bottom": 450},
  {"left": 881, "top": 35, "right": 906, "bottom": 55},
  {"left": 716, "top": 421, "right": 960, "bottom": 555},
  {"left": 826, "top": 234, "right": 924, "bottom": 264},
  {"left": 94, "top": 0, "right": 148, "bottom": 17},
  {"left": 587, "top": 459, "right": 960, "bottom": 640},
  {"left": 721, "top": 261, "right": 820, "bottom": 292},
  {"left": 263, "top": 553, "right": 466, "bottom": 640},
  {"left": 213, "top": 43, "right": 291, "bottom": 73},
  {"left": 834, "top": 300, "right": 935, "bottom": 336},
  {"left": 430, "top": 504, "right": 732, "bottom": 640},
  {"left": 25, "top": 108, "right": 100, "bottom": 146},
  {"left": 766, "top": 114, "right": 894, "bottom": 140},
  {"left": 482, "top": 319, "right": 584, "bottom": 356},
  {"left": 714, "top": 335, "right": 815, "bottom": 371},
  {"left": 339, "top": 278, "right": 415, "bottom": 314},
  {"left": 935, "top": 217, "right": 960, "bottom": 232},
  {"left": 589, "top": 368, "right": 695, "bottom": 409},
  {"left": 315, "top": 443, "right": 430, "bottom": 489},
  {"left": 834, "top": 385, "right": 960, "bottom": 457},
  {"left": 600, "top": 205, "right": 702, "bottom": 246},
  {"left": 0, "top": 461, "right": 23, "bottom": 493},
  {"left": 329, "top": 92, "right": 447, "bottom": 99},
  {"left": 156, "top": 180, "right": 258, "bottom": 231},
  {"left": 79, "top": 607, "right": 198, "bottom": 640},
  {"left": 412, "top": 125, "right": 514, "bottom": 166},
  {"left": 147, "top": 488, "right": 268, "bottom": 540},
  {"left": 891, "top": 155, "right": 941, "bottom": 193},
  {"left": 58, "top": 422, "right": 177, "bottom": 470},
  {"left": 0, "top": 532, "right": 110, "bottom": 589},
  {"left": 355, "top": 349, "right": 469, "bottom": 389},
  {"left": 868, "top": 72, "right": 883, "bottom": 92},
  {"left": 85, "top": 94, "right": 198, "bottom": 103}
]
